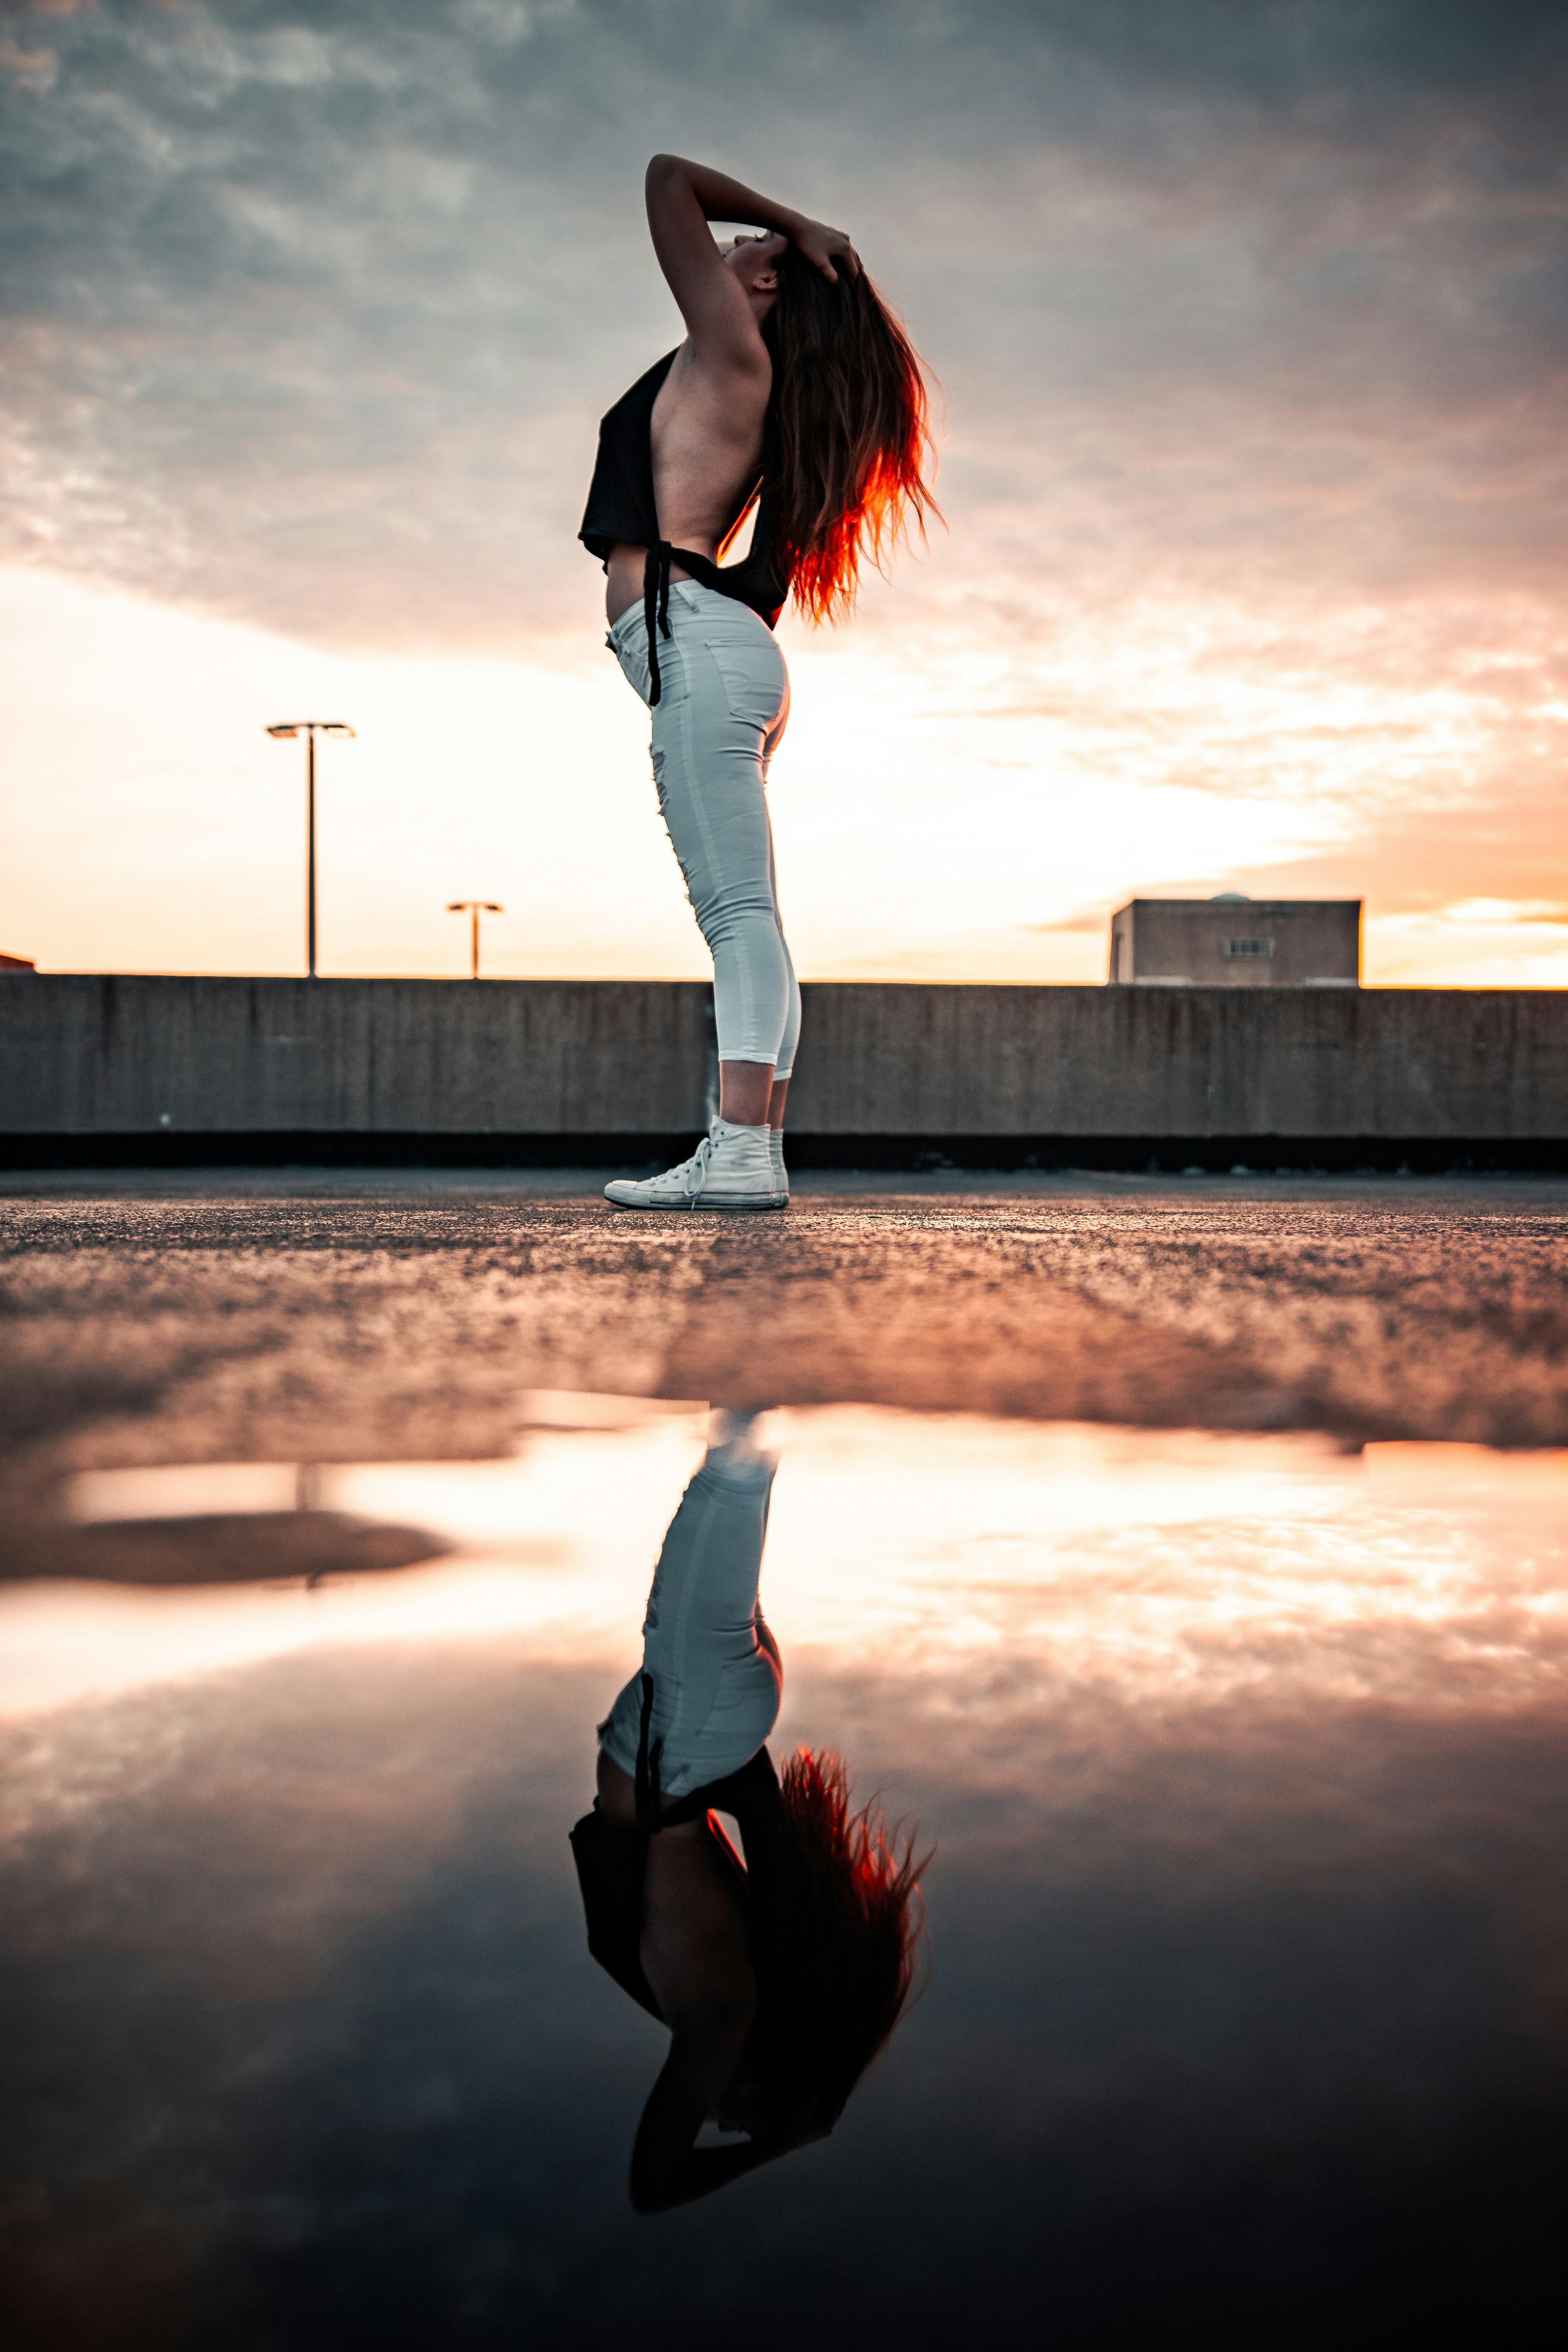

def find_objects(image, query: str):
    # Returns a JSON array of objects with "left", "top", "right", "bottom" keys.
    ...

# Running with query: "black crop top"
[{"left": 578, "top": 350, "right": 791, "bottom": 705}]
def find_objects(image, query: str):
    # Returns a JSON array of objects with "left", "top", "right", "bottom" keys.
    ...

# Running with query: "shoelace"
[
  {"left": 679, "top": 1130, "right": 715, "bottom": 1201},
  {"left": 634, "top": 1125, "right": 717, "bottom": 1201}
]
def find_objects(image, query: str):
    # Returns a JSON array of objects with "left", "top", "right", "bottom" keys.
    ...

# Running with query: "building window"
[{"left": 1223, "top": 938, "right": 1274, "bottom": 958}]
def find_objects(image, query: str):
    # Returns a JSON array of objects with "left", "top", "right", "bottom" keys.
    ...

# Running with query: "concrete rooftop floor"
[
  {"left": 3, "top": 1168, "right": 1565, "bottom": 1576},
  {"left": 4, "top": 1166, "right": 1568, "bottom": 2349}
]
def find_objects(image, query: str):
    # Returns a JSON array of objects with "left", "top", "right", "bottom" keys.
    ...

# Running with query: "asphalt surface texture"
[{"left": 3, "top": 1164, "right": 1565, "bottom": 1581}]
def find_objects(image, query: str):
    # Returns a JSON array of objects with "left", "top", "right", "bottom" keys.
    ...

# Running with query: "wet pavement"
[{"left": 2, "top": 1170, "right": 1567, "bottom": 2349}]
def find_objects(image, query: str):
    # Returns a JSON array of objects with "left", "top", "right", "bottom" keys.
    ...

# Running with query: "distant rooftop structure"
[
  {"left": 1108, "top": 898, "right": 1360, "bottom": 987},
  {"left": 0, "top": 954, "right": 37, "bottom": 972}
]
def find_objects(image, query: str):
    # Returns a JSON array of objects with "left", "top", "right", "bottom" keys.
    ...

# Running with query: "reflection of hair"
[
  {"left": 762, "top": 250, "right": 939, "bottom": 625},
  {"left": 752, "top": 1748, "right": 928, "bottom": 2126}
]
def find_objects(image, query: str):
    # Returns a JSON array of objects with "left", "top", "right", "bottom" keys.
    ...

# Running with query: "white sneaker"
[
  {"left": 769, "top": 1127, "right": 789, "bottom": 1205},
  {"left": 605, "top": 1119, "right": 784, "bottom": 1212}
]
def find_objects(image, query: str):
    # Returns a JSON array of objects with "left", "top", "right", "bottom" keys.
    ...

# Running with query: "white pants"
[{"left": 610, "top": 580, "right": 802, "bottom": 1080}]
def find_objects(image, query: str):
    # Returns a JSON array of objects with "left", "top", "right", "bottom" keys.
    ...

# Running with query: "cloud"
[
  {"left": 1, "top": 0, "right": 1564, "bottom": 975},
  {"left": 1, "top": 0, "right": 1564, "bottom": 643}
]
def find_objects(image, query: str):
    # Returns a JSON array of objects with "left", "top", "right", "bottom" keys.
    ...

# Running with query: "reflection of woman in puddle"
[{"left": 571, "top": 1411, "right": 925, "bottom": 2211}]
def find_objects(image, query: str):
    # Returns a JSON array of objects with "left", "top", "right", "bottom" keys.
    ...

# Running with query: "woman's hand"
[
  {"left": 646, "top": 156, "right": 859, "bottom": 343},
  {"left": 791, "top": 218, "right": 860, "bottom": 284}
]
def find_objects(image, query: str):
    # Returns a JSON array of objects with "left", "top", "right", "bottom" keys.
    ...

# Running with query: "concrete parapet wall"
[
  {"left": 1, "top": 975, "right": 1564, "bottom": 1149},
  {"left": 0, "top": 977, "right": 714, "bottom": 1137},
  {"left": 790, "top": 981, "right": 1566, "bottom": 1138}
]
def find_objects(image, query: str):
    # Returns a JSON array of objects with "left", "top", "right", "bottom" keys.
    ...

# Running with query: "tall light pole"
[
  {"left": 447, "top": 900, "right": 505, "bottom": 979},
  {"left": 265, "top": 722, "right": 355, "bottom": 978}
]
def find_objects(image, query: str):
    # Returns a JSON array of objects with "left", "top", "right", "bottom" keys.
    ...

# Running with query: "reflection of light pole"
[
  {"left": 447, "top": 900, "right": 505, "bottom": 979},
  {"left": 265, "top": 722, "right": 355, "bottom": 978}
]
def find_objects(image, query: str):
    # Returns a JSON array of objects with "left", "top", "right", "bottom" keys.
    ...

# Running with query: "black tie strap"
[
  {"left": 634, "top": 1671, "right": 665, "bottom": 1833},
  {"left": 642, "top": 543, "right": 675, "bottom": 707}
]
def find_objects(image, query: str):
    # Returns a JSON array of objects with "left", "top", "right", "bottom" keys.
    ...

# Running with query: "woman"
[
  {"left": 570, "top": 1410, "right": 927, "bottom": 2211},
  {"left": 582, "top": 155, "right": 937, "bottom": 1212}
]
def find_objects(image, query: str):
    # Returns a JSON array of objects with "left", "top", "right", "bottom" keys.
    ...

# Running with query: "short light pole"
[
  {"left": 447, "top": 900, "right": 505, "bottom": 979},
  {"left": 265, "top": 721, "right": 356, "bottom": 978}
]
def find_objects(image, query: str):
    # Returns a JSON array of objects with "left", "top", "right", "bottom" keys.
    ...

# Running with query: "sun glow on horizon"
[{"left": 1, "top": 564, "right": 1564, "bottom": 990}]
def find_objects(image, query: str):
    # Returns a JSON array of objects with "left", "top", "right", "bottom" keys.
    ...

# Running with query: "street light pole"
[
  {"left": 446, "top": 901, "right": 505, "bottom": 979},
  {"left": 265, "top": 721, "right": 356, "bottom": 978},
  {"left": 305, "top": 726, "right": 317, "bottom": 980}
]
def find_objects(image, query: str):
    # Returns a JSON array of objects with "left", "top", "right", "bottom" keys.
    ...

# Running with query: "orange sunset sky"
[{"left": 2, "top": 0, "right": 1565, "bottom": 988}]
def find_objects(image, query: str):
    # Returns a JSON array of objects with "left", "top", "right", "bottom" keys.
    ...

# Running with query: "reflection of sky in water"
[
  {"left": 8, "top": 1407, "right": 1565, "bottom": 1723},
  {"left": 3, "top": 1405, "right": 1565, "bottom": 2347}
]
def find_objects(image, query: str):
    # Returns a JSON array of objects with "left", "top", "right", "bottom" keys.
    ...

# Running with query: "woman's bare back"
[
  {"left": 603, "top": 340, "right": 769, "bottom": 622},
  {"left": 603, "top": 302, "right": 773, "bottom": 622},
  {"left": 650, "top": 340, "right": 770, "bottom": 548}
]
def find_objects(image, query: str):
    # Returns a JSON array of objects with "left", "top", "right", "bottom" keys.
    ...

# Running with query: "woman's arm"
[
  {"left": 644, "top": 154, "right": 860, "bottom": 354},
  {"left": 627, "top": 2020, "right": 753, "bottom": 2214},
  {"left": 630, "top": 2041, "right": 831, "bottom": 2215},
  {"left": 630, "top": 1823, "right": 770, "bottom": 2211}
]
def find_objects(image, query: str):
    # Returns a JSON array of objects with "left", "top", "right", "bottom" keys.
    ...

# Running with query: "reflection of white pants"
[
  {"left": 598, "top": 1426, "right": 782, "bottom": 1800},
  {"left": 610, "top": 580, "right": 801, "bottom": 1081}
]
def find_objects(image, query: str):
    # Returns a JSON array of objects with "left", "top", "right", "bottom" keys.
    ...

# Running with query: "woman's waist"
[
  {"left": 600, "top": 1718, "right": 774, "bottom": 1798},
  {"left": 605, "top": 539, "right": 714, "bottom": 625},
  {"left": 599, "top": 1654, "right": 782, "bottom": 1792},
  {"left": 610, "top": 579, "right": 782, "bottom": 654},
  {"left": 606, "top": 543, "right": 784, "bottom": 633}
]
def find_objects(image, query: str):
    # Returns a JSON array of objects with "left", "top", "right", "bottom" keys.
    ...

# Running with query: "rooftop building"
[{"left": 1108, "top": 898, "right": 1360, "bottom": 987}]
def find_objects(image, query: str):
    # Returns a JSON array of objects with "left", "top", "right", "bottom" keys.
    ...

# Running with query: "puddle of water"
[
  {"left": 7, "top": 1408, "right": 1564, "bottom": 1724},
  {"left": 2, "top": 1400, "right": 1565, "bottom": 2349}
]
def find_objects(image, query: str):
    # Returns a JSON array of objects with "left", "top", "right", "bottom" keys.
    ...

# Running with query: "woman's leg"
[
  {"left": 653, "top": 597, "right": 794, "bottom": 1086},
  {"left": 718, "top": 1061, "right": 774, "bottom": 1125},
  {"left": 603, "top": 587, "right": 793, "bottom": 1209},
  {"left": 759, "top": 690, "right": 799, "bottom": 1132},
  {"left": 719, "top": 757, "right": 797, "bottom": 1131},
  {"left": 761, "top": 807, "right": 799, "bottom": 1133},
  {"left": 597, "top": 1412, "right": 781, "bottom": 1798}
]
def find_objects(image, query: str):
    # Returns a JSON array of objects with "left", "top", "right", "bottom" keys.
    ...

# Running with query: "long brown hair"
[
  {"left": 750, "top": 1747, "right": 929, "bottom": 2127},
  {"left": 762, "top": 248, "right": 939, "bottom": 624}
]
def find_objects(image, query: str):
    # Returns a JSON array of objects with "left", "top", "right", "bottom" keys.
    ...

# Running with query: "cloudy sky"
[{"left": 3, "top": 0, "right": 1565, "bottom": 983}]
